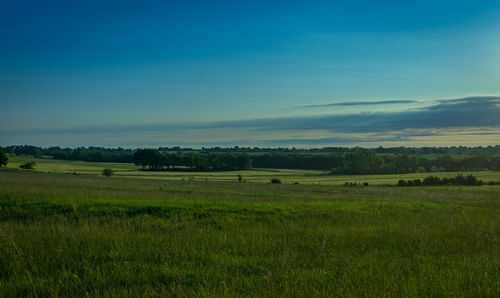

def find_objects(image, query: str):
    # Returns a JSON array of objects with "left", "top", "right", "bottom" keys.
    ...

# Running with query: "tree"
[
  {"left": 33, "top": 148, "right": 43, "bottom": 158},
  {"left": 102, "top": 168, "right": 114, "bottom": 177},
  {"left": 133, "top": 149, "right": 150, "bottom": 169},
  {"left": 494, "top": 156, "right": 500, "bottom": 171},
  {"left": 0, "top": 147, "right": 7, "bottom": 167},
  {"left": 133, "top": 149, "right": 166, "bottom": 170},
  {"left": 342, "top": 148, "right": 383, "bottom": 174}
]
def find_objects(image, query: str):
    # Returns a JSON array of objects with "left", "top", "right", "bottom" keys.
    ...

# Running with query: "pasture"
[
  {"left": 0, "top": 168, "right": 499, "bottom": 296},
  {"left": 6, "top": 155, "right": 500, "bottom": 185}
]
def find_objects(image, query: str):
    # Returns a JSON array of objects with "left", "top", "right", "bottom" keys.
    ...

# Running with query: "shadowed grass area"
[{"left": 0, "top": 169, "right": 499, "bottom": 296}]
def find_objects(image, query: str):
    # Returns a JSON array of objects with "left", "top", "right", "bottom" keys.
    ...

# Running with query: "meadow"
[
  {"left": 6, "top": 155, "right": 500, "bottom": 185},
  {"left": 0, "top": 166, "right": 499, "bottom": 297}
]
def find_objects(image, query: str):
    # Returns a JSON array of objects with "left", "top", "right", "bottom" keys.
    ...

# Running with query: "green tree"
[
  {"left": 134, "top": 149, "right": 166, "bottom": 170},
  {"left": 33, "top": 148, "right": 43, "bottom": 158},
  {"left": 0, "top": 147, "right": 8, "bottom": 167},
  {"left": 102, "top": 168, "right": 114, "bottom": 177},
  {"left": 343, "top": 148, "right": 383, "bottom": 174},
  {"left": 494, "top": 156, "right": 500, "bottom": 171}
]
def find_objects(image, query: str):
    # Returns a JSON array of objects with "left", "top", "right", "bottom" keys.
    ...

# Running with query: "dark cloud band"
[
  {"left": 1, "top": 97, "right": 499, "bottom": 143},
  {"left": 296, "top": 99, "right": 417, "bottom": 108},
  {"left": 200, "top": 96, "right": 500, "bottom": 133}
]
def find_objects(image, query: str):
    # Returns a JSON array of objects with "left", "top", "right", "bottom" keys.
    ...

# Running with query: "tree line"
[
  {"left": 6, "top": 144, "right": 500, "bottom": 157},
  {"left": 133, "top": 149, "right": 252, "bottom": 171},
  {"left": 134, "top": 148, "right": 500, "bottom": 173},
  {"left": 2, "top": 145, "right": 500, "bottom": 174},
  {"left": 4, "top": 145, "right": 135, "bottom": 163},
  {"left": 253, "top": 149, "right": 500, "bottom": 174}
]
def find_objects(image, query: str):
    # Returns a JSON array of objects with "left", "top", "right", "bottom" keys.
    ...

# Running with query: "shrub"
[
  {"left": 237, "top": 174, "right": 243, "bottom": 183},
  {"left": 270, "top": 178, "right": 281, "bottom": 184},
  {"left": 452, "top": 174, "right": 466, "bottom": 185},
  {"left": 423, "top": 176, "right": 442, "bottom": 186},
  {"left": 465, "top": 174, "right": 482, "bottom": 186},
  {"left": 102, "top": 168, "right": 114, "bottom": 177},
  {"left": 19, "top": 161, "right": 36, "bottom": 170},
  {"left": 398, "top": 174, "right": 485, "bottom": 187}
]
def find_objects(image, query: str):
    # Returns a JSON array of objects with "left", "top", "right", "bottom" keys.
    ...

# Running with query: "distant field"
[
  {"left": 6, "top": 155, "right": 500, "bottom": 185},
  {"left": 0, "top": 169, "right": 498, "bottom": 296}
]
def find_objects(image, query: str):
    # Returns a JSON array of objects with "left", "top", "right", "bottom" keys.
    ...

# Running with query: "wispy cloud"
[
  {"left": 1, "top": 96, "right": 499, "bottom": 147},
  {"left": 184, "top": 96, "right": 500, "bottom": 133},
  {"left": 296, "top": 99, "right": 417, "bottom": 108}
]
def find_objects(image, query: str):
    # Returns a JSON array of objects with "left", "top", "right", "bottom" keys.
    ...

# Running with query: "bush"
[
  {"left": 449, "top": 174, "right": 483, "bottom": 186},
  {"left": 19, "top": 161, "right": 36, "bottom": 170},
  {"left": 237, "top": 174, "right": 243, "bottom": 182},
  {"left": 423, "top": 176, "right": 442, "bottom": 186},
  {"left": 452, "top": 174, "right": 466, "bottom": 185},
  {"left": 270, "top": 178, "right": 281, "bottom": 184},
  {"left": 464, "top": 174, "right": 482, "bottom": 186},
  {"left": 398, "top": 174, "right": 485, "bottom": 187},
  {"left": 102, "top": 168, "right": 114, "bottom": 177}
]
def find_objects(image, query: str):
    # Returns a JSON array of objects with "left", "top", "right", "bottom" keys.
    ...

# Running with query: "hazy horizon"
[{"left": 2, "top": 1, "right": 500, "bottom": 147}]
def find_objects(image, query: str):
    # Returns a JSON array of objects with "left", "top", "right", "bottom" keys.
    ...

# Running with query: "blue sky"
[{"left": 1, "top": 1, "right": 499, "bottom": 147}]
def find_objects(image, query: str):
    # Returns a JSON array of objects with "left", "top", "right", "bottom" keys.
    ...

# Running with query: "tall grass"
[{"left": 0, "top": 169, "right": 499, "bottom": 296}]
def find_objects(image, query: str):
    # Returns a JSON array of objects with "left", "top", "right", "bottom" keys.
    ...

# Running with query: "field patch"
[{"left": 6, "top": 155, "right": 500, "bottom": 185}]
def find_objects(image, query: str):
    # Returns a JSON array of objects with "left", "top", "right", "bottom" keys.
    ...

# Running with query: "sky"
[{"left": 1, "top": 0, "right": 500, "bottom": 148}]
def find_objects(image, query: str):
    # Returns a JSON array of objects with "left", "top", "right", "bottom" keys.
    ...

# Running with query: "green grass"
[
  {"left": 0, "top": 168, "right": 498, "bottom": 297},
  {"left": 6, "top": 155, "right": 500, "bottom": 185}
]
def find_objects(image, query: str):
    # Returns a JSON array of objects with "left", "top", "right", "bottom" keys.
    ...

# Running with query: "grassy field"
[
  {"left": 0, "top": 168, "right": 498, "bottom": 296},
  {"left": 6, "top": 155, "right": 500, "bottom": 185}
]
